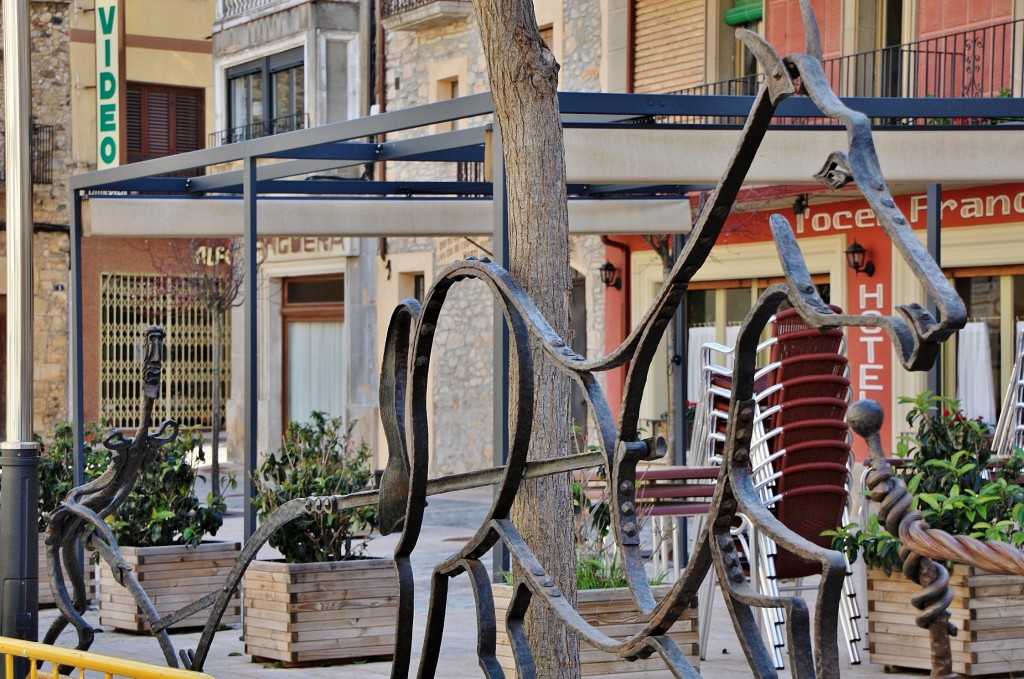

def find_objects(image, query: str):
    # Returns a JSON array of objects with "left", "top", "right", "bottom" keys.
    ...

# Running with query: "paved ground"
[{"left": 37, "top": 468, "right": 931, "bottom": 678}]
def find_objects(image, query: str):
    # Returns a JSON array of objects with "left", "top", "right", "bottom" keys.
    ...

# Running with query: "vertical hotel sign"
[{"left": 95, "top": 0, "right": 120, "bottom": 168}]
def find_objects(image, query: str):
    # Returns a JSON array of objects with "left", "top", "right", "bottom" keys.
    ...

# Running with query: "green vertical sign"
[{"left": 96, "top": 0, "right": 119, "bottom": 169}]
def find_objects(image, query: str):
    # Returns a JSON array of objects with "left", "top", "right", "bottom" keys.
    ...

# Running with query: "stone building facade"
[{"left": 379, "top": 0, "right": 610, "bottom": 475}]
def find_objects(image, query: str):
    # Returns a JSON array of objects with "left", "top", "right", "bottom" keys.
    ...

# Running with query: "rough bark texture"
[{"left": 472, "top": 1, "right": 579, "bottom": 676}]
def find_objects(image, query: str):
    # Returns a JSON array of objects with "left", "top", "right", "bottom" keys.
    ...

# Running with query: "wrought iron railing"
[
  {"left": 381, "top": 0, "right": 471, "bottom": 20},
  {"left": 823, "top": 18, "right": 1023, "bottom": 99},
  {"left": 208, "top": 113, "right": 308, "bottom": 147},
  {"left": 668, "top": 18, "right": 1023, "bottom": 126},
  {"left": 218, "top": 0, "right": 290, "bottom": 21},
  {"left": 456, "top": 160, "right": 484, "bottom": 182},
  {"left": 0, "top": 123, "right": 55, "bottom": 184}
]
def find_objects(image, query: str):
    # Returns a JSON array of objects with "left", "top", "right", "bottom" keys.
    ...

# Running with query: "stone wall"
[{"left": 382, "top": 5, "right": 610, "bottom": 474}]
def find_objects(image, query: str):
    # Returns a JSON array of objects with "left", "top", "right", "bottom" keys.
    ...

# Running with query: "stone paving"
[{"left": 38, "top": 471, "right": 930, "bottom": 678}]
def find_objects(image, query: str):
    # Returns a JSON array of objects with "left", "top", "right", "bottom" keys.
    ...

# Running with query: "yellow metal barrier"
[{"left": 0, "top": 636, "right": 214, "bottom": 679}]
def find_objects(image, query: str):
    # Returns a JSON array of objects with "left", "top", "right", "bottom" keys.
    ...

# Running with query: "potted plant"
[
  {"left": 830, "top": 392, "right": 1024, "bottom": 676},
  {"left": 35, "top": 422, "right": 106, "bottom": 606},
  {"left": 244, "top": 411, "right": 394, "bottom": 666},
  {"left": 492, "top": 470, "right": 699, "bottom": 677},
  {"left": 95, "top": 425, "right": 240, "bottom": 632}
]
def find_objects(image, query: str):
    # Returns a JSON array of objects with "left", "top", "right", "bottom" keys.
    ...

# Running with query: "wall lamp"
[
  {"left": 845, "top": 240, "right": 875, "bottom": 277},
  {"left": 599, "top": 261, "right": 622, "bottom": 290},
  {"left": 792, "top": 194, "right": 809, "bottom": 216}
]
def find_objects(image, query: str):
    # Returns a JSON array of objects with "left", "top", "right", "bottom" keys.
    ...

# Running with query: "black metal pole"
[
  {"left": 243, "top": 157, "right": 259, "bottom": 540},
  {"left": 490, "top": 124, "right": 510, "bottom": 580},
  {"left": 927, "top": 183, "right": 942, "bottom": 397}
]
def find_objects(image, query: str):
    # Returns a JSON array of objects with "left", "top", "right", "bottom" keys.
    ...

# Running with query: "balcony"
[
  {"left": 218, "top": 0, "right": 296, "bottom": 23},
  {"left": 669, "top": 18, "right": 1023, "bottom": 126},
  {"left": 208, "top": 113, "right": 308, "bottom": 147},
  {"left": 381, "top": 0, "right": 473, "bottom": 32},
  {"left": 823, "top": 19, "right": 1023, "bottom": 99},
  {"left": 0, "top": 124, "right": 55, "bottom": 185}
]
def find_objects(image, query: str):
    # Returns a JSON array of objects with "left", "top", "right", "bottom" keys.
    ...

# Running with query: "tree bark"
[{"left": 472, "top": 2, "right": 578, "bottom": 676}]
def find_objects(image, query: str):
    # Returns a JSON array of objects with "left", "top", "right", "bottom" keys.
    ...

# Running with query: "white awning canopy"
[{"left": 82, "top": 197, "right": 692, "bottom": 237}]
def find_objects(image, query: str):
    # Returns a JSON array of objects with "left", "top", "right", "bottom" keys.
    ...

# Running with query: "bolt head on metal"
[
  {"left": 621, "top": 501, "right": 635, "bottom": 516},
  {"left": 619, "top": 480, "right": 634, "bottom": 494},
  {"left": 623, "top": 521, "right": 638, "bottom": 536},
  {"left": 541, "top": 578, "right": 554, "bottom": 587},
  {"left": 729, "top": 571, "right": 745, "bottom": 584},
  {"left": 415, "top": 356, "right": 428, "bottom": 366},
  {"left": 532, "top": 566, "right": 545, "bottom": 577}
]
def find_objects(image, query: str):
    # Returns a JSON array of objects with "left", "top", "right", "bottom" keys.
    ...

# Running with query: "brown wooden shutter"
[
  {"left": 632, "top": 0, "right": 706, "bottom": 93},
  {"left": 126, "top": 83, "right": 205, "bottom": 164}
]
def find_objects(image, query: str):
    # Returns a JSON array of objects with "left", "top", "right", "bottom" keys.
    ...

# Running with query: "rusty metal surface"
[{"left": 43, "top": 2, "right": 972, "bottom": 676}]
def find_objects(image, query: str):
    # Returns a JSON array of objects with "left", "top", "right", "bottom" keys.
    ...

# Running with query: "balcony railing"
[
  {"left": 219, "top": 0, "right": 292, "bottom": 22},
  {"left": 208, "top": 113, "right": 308, "bottom": 147},
  {"left": 0, "top": 124, "right": 55, "bottom": 185},
  {"left": 381, "top": 0, "right": 473, "bottom": 31},
  {"left": 823, "top": 18, "right": 1023, "bottom": 99},
  {"left": 668, "top": 18, "right": 1023, "bottom": 126}
]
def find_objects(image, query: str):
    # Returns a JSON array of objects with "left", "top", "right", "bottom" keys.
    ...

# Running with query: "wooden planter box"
[
  {"left": 98, "top": 541, "right": 241, "bottom": 633},
  {"left": 243, "top": 558, "right": 399, "bottom": 666},
  {"left": 868, "top": 565, "right": 1024, "bottom": 676},
  {"left": 38, "top": 532, "right": 96, "bottom": 608},
  {"left": 493, "top": 584, "right": 699, "bottom": 677}
]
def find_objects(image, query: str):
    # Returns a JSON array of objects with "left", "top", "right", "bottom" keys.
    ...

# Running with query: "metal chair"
[{"left": 689, "top": 308, "right": 862, "bottom": 668}]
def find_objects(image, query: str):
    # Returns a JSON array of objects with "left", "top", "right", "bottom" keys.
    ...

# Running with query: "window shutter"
[
  {"left": 147, "top": 90, "right": 172, "bottom": 156},
  {"left": 125, "top": 83, "right": 204, "bottom": 163},
  {"left": 175, "top": 92, "right": 202, "bottom": 154},
  {"left": 126, "top": 88, "right": 143, "bottom": 156}
]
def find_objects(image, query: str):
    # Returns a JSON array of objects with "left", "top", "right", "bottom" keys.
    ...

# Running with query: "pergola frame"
[{"left": 67, "top": 90, "right": 1022, "bottom": 538}]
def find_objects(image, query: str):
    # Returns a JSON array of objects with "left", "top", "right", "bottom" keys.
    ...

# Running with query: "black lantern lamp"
[
  {"left": 599, "top": 261, "right": 622, "bottom": 290},
  {"left": 845, "top": 240, "right": 875, "bottom": 277},
  {"left": 792, "top": 194, "right": 809, "bottom": 216}
]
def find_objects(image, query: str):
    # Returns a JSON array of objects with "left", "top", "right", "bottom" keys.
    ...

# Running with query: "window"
[
  {"left": 950, "top": 270, "right": 1024, "bottom": 423},
  {"left": 853, "top": 0, "right": 907, "bottom": 96},
  {"left": 99, "top": 274, "right": 230, "bottom": 430},
  {"left": 434, "top": 76, "right": 459, "bottom": 132},
  {"left": 226, "top": 48, "right": 305, "bottom": 143},
  {"left": 281, "top": 275, "right": 345, "bottom": 424},
  {"left": 724, "top": 1, "right": 763, "bottom": 92},
  {"left": 126, "top": 83, "right": 204, "bottom": 167}
]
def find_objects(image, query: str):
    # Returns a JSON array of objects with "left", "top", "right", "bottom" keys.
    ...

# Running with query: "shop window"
[
  {"left": 226, "top": 48, "right": 305, "bottom": 143},
  {"left": 99, "top": 273, "right": 230, "bottom": 430},
  {"left": 282, "top": 275, "right": 345, "bottom": 424}
]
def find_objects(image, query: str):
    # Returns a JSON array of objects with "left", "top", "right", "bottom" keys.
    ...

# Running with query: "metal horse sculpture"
[{"left": 47, "top": 2, "right": 984, "bottom": 677}]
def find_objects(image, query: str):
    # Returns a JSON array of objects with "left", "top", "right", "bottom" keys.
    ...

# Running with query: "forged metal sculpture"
[
  {"left": 43, "top": 326, "right": 180, "bottom": 661},
  {"left": 47, "top": 2, "right": 983, "bottom": 677}
]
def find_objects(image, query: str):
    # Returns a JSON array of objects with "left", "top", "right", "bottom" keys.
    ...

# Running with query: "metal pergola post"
[
  {"left": 490, "top": 125, "right": 510, "bottom": 580},
  {"left": 927, "top": 183, "right": 943, "bottom": 397},
  {"left": 243, "top": 157, "right": 259, "bottom": 540},
  {"left": 1, "top": 0, "right": 39, "bottom": 674}
]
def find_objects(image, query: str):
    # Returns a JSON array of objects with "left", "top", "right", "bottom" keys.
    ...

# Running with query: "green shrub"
[
  {"left": 37, "top": 422, "right": 107, "bottom": 531},
  {"left": 106, "top": 426, "right": 232, "bottom": 547},
  {"left": 829, "top": 392, "right": 1024, "bottom": 573},
  {"left": 31, "top": 422, "right": 231, "bottom": 547},
  {"left": 253, "top": 412, "right": 376, "bottom": 563}
]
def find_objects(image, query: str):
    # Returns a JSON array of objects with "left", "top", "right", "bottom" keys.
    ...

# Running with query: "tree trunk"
[{"left": 472, "top": 2, "right": 578, "bottom": 677}]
